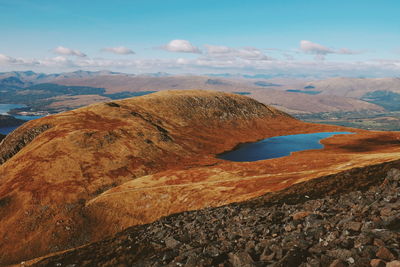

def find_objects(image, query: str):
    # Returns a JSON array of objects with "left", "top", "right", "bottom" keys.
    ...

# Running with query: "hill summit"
[{"left": 0, "top": 90, "right": 298, "bottom": 264}]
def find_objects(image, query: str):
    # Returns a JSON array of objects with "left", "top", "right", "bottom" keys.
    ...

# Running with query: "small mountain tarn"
[{"left": 218, "top": 132, "right": 352, "bottom": 162}]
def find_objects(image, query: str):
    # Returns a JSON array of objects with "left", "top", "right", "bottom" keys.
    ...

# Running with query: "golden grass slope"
[{"left": 0, "top": 90, "right": 399, "bottom": 265}]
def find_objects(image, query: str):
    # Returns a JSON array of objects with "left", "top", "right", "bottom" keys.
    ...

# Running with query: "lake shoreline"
[{"left": 218, "top": 131, "right": 352, "bottom": 162}]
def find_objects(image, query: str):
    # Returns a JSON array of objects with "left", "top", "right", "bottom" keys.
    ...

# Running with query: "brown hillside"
[{"left": 0, "top": 90, "right": 399, "bottom": 265}]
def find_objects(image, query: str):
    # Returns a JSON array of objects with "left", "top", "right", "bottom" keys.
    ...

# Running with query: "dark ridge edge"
[{"left": 0, "top": 124, "right": 52, "bottom": 165}]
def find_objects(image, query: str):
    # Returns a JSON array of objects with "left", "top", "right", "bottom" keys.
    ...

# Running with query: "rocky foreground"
[{"left": 34, "top": 161, "right": 400, "bottom": 267}]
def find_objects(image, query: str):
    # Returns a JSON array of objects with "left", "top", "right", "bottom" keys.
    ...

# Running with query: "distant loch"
[{"left": 0, "top": 104, "right": 44, "bottom": 135}]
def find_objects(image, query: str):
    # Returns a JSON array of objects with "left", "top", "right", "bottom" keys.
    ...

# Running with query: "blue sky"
[{"left": 0, "top": 0, "right": 399, "bottom": 77}]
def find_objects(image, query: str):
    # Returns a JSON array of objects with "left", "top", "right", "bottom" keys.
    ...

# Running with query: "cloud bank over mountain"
[{"left": 0, "top": 40, "right": 399, "bottom": 78}]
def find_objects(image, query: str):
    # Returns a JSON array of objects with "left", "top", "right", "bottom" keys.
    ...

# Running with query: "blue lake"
[
  {"left": 0, "top": 104, "right": 45, "bottom": 135},
  {"left": 218, "top": 132, "right": 352, "bottom": 162},
  {"left": 13, "top": 115, "right": 44, "bottom": 120}
]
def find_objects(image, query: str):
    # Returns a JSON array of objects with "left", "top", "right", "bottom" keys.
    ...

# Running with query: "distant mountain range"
[
  {"left": 0, "top": 70, "right": 129, "bottom": 88},
  {"left": 1, "top": 70, "right": 399, "bottom": 115}
]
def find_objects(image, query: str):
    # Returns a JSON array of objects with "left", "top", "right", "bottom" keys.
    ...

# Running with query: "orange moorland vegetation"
[{"left": 0, "top": 90, "right": 399, "bottom": 265}]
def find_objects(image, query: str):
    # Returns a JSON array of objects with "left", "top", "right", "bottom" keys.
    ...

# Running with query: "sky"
[{"left": 0, "top": 0, "right": 399, "bottom": 77}]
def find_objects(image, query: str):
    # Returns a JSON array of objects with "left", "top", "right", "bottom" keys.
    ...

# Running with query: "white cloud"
[
  {"left": 0, "top": 54, "right": 14, "bottom": 63},
  {"left": 300, "top": 40, "right": 359, "bottom": 60},
  {"left": 162, "top": 40, "right": 201, "bottom": 53},
  {"left": 53, "top": 46, "right": 87, "bottom": 57},
  {"left": 101, "top": 46, "right": 135, "bottom": 55},
  {"left": 204, "top": 45, "right": 233, "bottom": 54},
  {"left": 300, "top": 40, "right": 333, "bottom": 56},
  {"left": 176, "top": 58, "right": 189, "bottom": 64},
  {"left": 236, "top": 47, "right": 272, "bottom": 60},
  {"left": 0, "top": 53, "right": 39, "bottom": 65},
  {"left": 204, "top": 45, "right": 272, "bottom": 61}
]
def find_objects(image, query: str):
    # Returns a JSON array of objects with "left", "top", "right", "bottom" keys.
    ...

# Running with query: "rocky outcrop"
[{"left": 33, "top": 162, "right": 400, "bottom": 267}]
